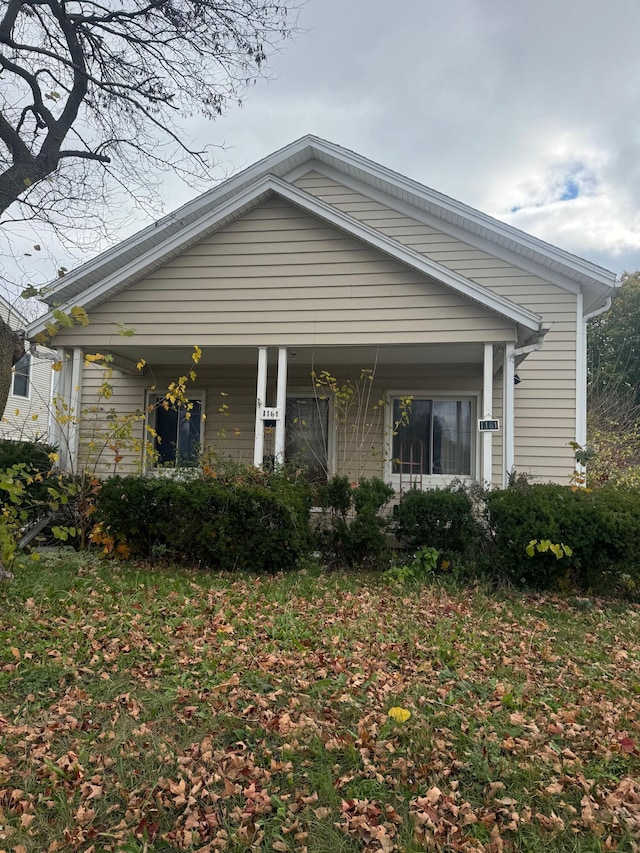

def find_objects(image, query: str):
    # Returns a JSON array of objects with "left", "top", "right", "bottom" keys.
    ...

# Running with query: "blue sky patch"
[{"left": 560, "top": 176, "right": 580, "bottom": 201}]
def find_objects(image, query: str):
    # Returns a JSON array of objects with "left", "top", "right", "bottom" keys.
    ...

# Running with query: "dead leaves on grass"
[{"left": 0, "top": 565, "right": 639, "bottom": 851}]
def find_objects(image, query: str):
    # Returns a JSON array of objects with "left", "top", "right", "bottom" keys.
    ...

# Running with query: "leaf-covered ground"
[{"left": 1, "top": 554, "right": 639, "bottom": 853}]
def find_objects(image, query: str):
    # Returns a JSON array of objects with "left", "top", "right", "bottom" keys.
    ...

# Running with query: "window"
[
  {"left": 391, "top": 396, "right": 474, "bottom": 482},
  {"left": 147, "top": 393, "right": 204, "bottom": 467},
  {"left": 285, "top": 395, "right": 329, "bottom": 483},
  {"left": 12, "top": 353, "right": 30, "bottom": 398}
]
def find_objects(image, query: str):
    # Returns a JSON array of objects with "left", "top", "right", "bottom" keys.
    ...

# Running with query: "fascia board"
[
  {"left": 0, "top": 293, "right": 28, "bottom": 328},
  {"left": 305, "top": 138, "right": 617, "bottom": 290},
  {"left": 28, "top": 173, "right": 542, "bottom": 337},
  {"left": 39, "top": 135, "right": 322, "bottom": 306},
  {"left": 28, "top": 178, "right": 277, "bottom": 335}
]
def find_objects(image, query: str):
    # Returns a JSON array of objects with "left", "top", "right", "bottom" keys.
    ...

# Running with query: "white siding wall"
[
  {"left": 1, "top": 357, "right": 52, "bottom": 441},
  {"left": 0, "top": 300, "right": 52, "bottom": 441}
]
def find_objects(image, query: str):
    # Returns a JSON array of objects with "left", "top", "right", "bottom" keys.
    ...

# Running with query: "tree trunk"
[{"left": 0, "top": 315, "right": 25, "bottom": 422}]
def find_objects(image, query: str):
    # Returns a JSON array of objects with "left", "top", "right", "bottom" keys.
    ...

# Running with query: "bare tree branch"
[{"left": 0, "top": 0, "right": 301, "bottom": 418}]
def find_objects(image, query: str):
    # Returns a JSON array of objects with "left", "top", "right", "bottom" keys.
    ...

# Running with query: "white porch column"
[
  {"left": 49, "top": 347, "right": 65, "bottom": 455},
  {"left": 68, "top": 348, "right": 84, "bottom": 472},
  {"left": 51, "top": 348, "right": 72, "bottom": 472},
  {"left": 253, "top": 347, "right": 268, "bottom": 467},
  {"left": 482, "top": 343, "right": 494, "bottom": 486},
  {"left": 274, "top": 347, "right": 288, "bottom": 465},
  {"left": 503, "top": 343, "right": 515, "bottom": 487}
]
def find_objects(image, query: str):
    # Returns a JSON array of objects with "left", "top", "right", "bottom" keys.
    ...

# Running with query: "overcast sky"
[
  {"left": 181, "top": 0, "right": 640, "bottom": 278},
  {"left": 5, "top": 0, "right": 640, "bottom": 303}
]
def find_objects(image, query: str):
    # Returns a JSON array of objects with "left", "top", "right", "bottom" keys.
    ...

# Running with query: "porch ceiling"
[{"left": 99, "top": 342, "right": 486, "bottom": 369}]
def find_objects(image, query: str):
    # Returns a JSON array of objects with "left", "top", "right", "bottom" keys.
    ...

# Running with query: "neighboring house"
[
  {"left": 27, "top": 137, "right": 616, "bottom": 487},
  {"left": 1, "top": 294, "right": 53, "bottom": 442}
]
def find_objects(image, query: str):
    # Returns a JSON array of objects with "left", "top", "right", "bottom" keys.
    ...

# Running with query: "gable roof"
[{"left": 28, "top": 136, "right": 616, "bottom": 338}]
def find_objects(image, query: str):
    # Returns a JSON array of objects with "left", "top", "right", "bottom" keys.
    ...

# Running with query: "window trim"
[
  {"left": 11, "top": 352, "right": 31, "bottom": 400},
  {"left": 384, "top": 389, "right": 480, "bottom": 489},
  {"left": 144, "top": 388, "right": 206, "bottom": 470}
]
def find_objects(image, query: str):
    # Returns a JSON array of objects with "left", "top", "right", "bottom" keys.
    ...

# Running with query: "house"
[
  {"left": 26, "top": 137, "right": 616, "bottom": 487},
  {"left": 1, "top": 294, "right": 53, "bottom": 442}
]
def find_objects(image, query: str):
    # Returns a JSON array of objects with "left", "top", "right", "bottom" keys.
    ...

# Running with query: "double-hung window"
[
  {"left": 146, "top": 392, "right": 204, "bottom": 468},
  {"left": 12, "top": 353, "right": 30, "bottom": 399},
  {"left": 389, "top": 394, "right": 475, "bottom": 486}
]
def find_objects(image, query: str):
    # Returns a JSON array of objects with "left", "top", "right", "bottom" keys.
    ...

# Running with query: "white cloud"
[{"left": 177, "top": 0, "right": 640, "bottom": 275}]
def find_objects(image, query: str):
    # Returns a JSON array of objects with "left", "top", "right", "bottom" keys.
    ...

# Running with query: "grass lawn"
[{"left": 1, "top": 553, "right": 639, "bottom": 853}]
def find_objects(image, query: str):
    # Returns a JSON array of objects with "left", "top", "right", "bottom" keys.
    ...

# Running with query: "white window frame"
[
  {"left": 285, "top": 388, "right": 336, "bottom": 480},
  {"left": 144, "top": 389, "right": 207, "bottom": 471},
  {"left": 384, "top": 389, "right": 480, "bottom": 490},
  {"left": 11, "top": 352, "right": 31, "bottom": 400}
]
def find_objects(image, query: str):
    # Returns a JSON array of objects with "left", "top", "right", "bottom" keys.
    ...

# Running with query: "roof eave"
[
  {"left": 39, "top": 135, "right": 616, "bottom": 309},
  {"left": 28, "top": 176, "right": 542, "bottom": 339},
  {"left": 301, "top": 138, "right": 617, "bottom": 291}
]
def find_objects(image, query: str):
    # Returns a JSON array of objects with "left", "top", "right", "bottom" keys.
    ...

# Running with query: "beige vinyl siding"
[
  {"left": 53, "top": 197, "right": 515, "bottom": 349},
  {"left": 513, "top": 309, "right": 576, "bottom": 480},
  {"left": 287, "top": 362, "right": 482, "bottom": 485},
  {"left": 78, "top": 363, "right": 261, "bottom": 477},
  {"left": 77, "top": 363, "right": 148, "bottom": 475},
  {"left": 294, "top": 172, "right": 577, "bottom": 482},
  {"left": 346, "top": 364, "right": 482, "bottom": 482}
]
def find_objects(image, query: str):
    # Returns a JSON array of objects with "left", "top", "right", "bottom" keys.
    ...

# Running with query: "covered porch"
[{"left": 51, "top": 339, "right": 538, "bottom": 489}]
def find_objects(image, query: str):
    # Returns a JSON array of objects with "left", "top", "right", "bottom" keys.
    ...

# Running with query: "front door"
[{"left": 285, "top": 396, "right": 329, "bottom": 482}]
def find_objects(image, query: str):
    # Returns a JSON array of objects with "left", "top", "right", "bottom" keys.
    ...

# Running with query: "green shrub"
[
  {"left": 316, "top": 476, "right": 394, "bottom": 569},
  {"left": 0, "top": 438, "right": 56, "bottom": 471},
  {"left": 396, "top": 485, "right": 482, "bottom": 558},
  {"left": 0, "top": 438, "right": 57, "bottom": 522},
  {"left": 586, "top": 487, "right": 640, "bottom": 594},
  {"left": 95, "top": 470, "right": 312, "bottom": 573},
  {"left": 317, "top": 475, "right": 351, "bottom": 518},
  {"left": 485, "top": 483, "right": 640, "bottom": 593}
]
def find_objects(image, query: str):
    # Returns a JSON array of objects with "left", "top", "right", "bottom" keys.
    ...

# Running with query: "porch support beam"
[
  {"left": 253, "top": 347, "right": 268, "bottom": 467},
  {"left": 503, "top": 343, "right": 515, "bottom": 487},
  {"left": 51, "top": 348, "right": 74, "bottom": 472},
  {"left": 482, "top": 343, "right": 494, "bottom": 486},
  {"left": 68, "top": 347, "right": 84, "bottom": 472},
  {"left": 50, "top": 348, "right": 67, "bottom": 467},
  {"left": 274, "top": 347, "right": 288, "bottom": 465},
  {"left": 108, "top": 351, "right": 144, "bottom": 376}
]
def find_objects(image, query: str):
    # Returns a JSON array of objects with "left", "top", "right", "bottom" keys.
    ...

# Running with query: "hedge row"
[
  {"left": 88, "top": 472, "right": 640, "bottom": 593},
  {"left": 396, "top": 483, "right": 640, "bottom": 594},
  {"left": 96, "top": 473, "right": 312, "bottom": 573},
  {"left": 485, "top": 484, "right": 640, "bottom": 592}
]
